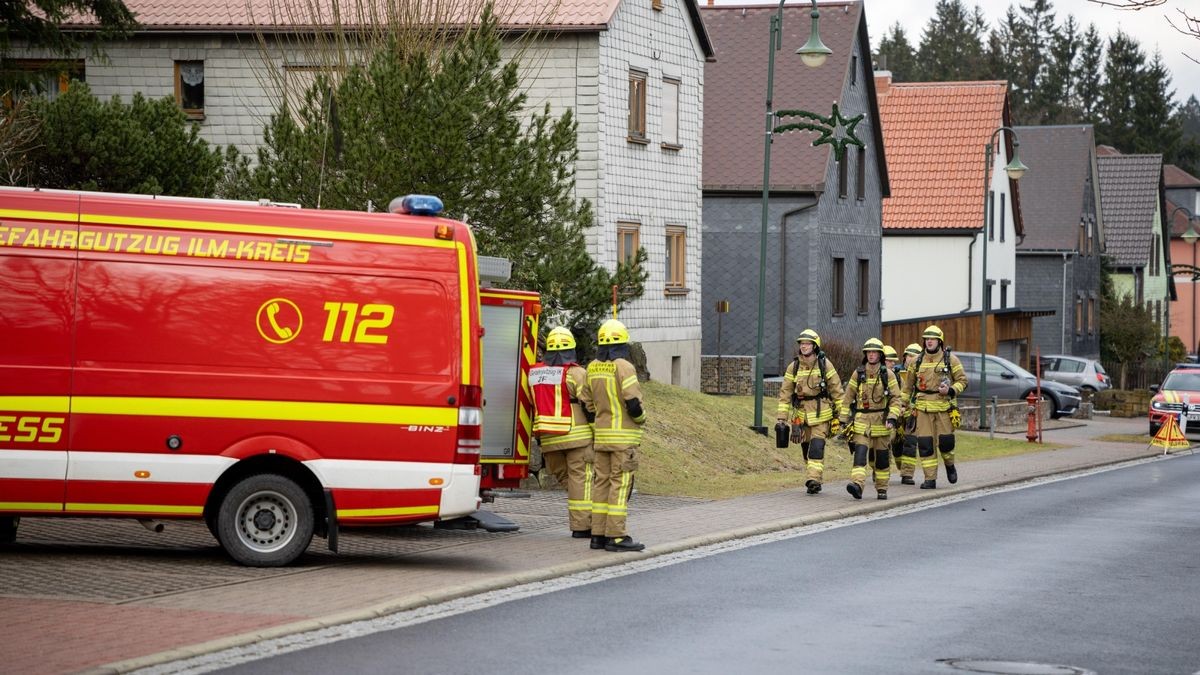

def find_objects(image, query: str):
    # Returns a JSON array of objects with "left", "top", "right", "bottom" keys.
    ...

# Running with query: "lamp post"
[
  {"left": 750, "top": 0, "right": 832, "bottom": 434},
  {"left": 1172, "top": 205, "right": 1199, "bottom": 354},
  {"left": 978, "top": 127, "right": 1028, "bottom": 430}
]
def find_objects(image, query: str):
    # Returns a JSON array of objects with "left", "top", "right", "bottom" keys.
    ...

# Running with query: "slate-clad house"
[
  {"left": 1097, "top": 150, "right": 1173, "bottom": 333},
  {"left": 699, "top": 1, "right": 890, "bottom": 376},
  {"left": 1014, "top": 125, "right": 1105, "bottom": 360},
  {"left": 11, "top": 0, "right": 715, "bottom": 388}
]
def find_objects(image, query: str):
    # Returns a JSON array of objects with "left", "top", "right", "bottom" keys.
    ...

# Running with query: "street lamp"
[
  {"left": 1172, "top": 205, "right": 1199, "bottom": 354},
  {"left": 751, "top": 0, "right": 832, "bottom": 434},
  {"left": 978, "top": 127, "right": 1028, "bottom": 430}
]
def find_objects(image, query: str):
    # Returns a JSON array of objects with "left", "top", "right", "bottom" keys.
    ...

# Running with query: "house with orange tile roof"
[
  {"left": 8, "top": 0, "right": 716, "bottom": 388},
  {"left": 876, "top": 75, "right": 1047, "bottom": 369},
  {"left": 699, "top": 1, "right": 890, "bottom": 377}
]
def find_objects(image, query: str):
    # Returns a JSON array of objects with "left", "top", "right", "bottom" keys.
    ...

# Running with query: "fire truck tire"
[
  {"left": 216, "top": 474, "right": 314, "bottom": 567},
  {"left": 0, "top": 517, "right": 18, "bottom": 544}
]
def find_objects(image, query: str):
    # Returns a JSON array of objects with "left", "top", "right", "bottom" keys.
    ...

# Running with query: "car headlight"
[{"left": 1151, "top": 400, "right": 1169, "bottom": 411}]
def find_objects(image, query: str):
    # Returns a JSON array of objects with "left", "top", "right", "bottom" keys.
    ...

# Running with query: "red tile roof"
[
  {"left": 878, "top": 80, "right": 1016, "bottom": 231},
  {"left": 64, "top": 0, "right": 619, "bottom": 31},
  {"left": 1165, "top": 163, "right": 1200, "bottom": 188},
  {"left": 700, "top": 2, "right": 865, "bottom": 192}
]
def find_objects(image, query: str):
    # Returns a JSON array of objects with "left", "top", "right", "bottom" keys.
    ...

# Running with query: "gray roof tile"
[{"left": 1097, "top": 153, "right": 1163, "bottom": 267}]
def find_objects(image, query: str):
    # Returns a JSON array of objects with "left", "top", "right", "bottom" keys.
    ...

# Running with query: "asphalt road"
[{"left": 217, "top": 455, "right": 1200, "bottom": 675}]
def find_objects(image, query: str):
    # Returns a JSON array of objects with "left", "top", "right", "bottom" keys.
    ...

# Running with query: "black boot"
[
  {"left": 901, "top": 476, "right": 915, "bottom": 485},
  {"left": 590, "top": 535, "right": 609, "bottom": 550},
  {"left": 805, "top": 480, "right": 822, "bottom": 494},
  {"left": 877, "top": 490, "right": 887, "bottom": 500},
  {"left": 947, "top": 465, "right": 958, "bottom": 484},
  {"left": 920, "top": 480, "right": 936, "bottom": 489},
  {"left": 846, "top": 482, "right": 863, "bottom": 499},
  {"left": 572, "top": 530, "right": 591, "bottom": 539},
  {"left": 605, "top": 535, "right": 646, "bottom": 552}
]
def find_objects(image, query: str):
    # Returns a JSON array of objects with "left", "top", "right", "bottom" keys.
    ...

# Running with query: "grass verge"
[
  {"left": 633, "top": 381, "right": 1061, "bottom": 499},
  {"left": 1093, "top": 433, "right": 1152, "bottom": 444}
]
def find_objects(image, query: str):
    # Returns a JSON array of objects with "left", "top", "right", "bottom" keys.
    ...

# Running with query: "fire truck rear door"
[{"left": 480, "top": 303, "right": 522, "bottom": 461}]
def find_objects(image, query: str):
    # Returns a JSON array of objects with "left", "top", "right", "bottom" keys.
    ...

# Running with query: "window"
[
  {"left": 988, "top": 190, "right": 995, "bottom": 240},
  {"left": 665, "top": 225, "right": 686, "bottom": 291},
  {"left": 1078, "top": 220, "right": 1086, "bottom": 253},
  {"left": 857, "top": 259, "right": 869, "bottom": 315},
  {"left": 1000, "top": 279, "right": 1010, "bottom": 309},
  {"left": 1086, "top": 219, "right": 1094, "bottom": 256},
  {"left": 1075, "top": 297, "right": 1083, "bottom": 336},
  {"left": 4, "top": 59, "right": 84, "bottom": 103},
  {"left": 1152, "top": 234, "right": 1161, "bottom": 276},
  {"left": 999, "top": 194, "right": 1006, "bottom": 242},
  {"left": 1088, "top": 296, "right": 1096, "bottom": 334},
  {"left": 617, "top": 222, "right": 640, "bottom": 265},
  {"left": 850, "top": 56, "right": 858, "bottom": 86},
  {"left": 855, "top": 146, "right": 866, "bottom": 200},
  {"left": 175, "top": 60, "right": 205, "bottom": 119},
  {"left": 628, "top": 69, "right": 647, "bottom": 141},
  {"left": 838, "top": 154, "right": 848, "bottom": 198},
  {"left": 652, "top": 0, "right": 663, "bottom": 10},
  {"left": 662, "top": 78, "right": 680, "bottom": 148},
  {"left": 832, "top": 257, "right": 845, "bottom": 316}
]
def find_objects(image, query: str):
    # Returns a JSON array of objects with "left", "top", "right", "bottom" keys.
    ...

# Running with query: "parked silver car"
[
  {"left": 954, "top": 352, "right": 1082, "bottom": 419},
  {"left": 1036, "top": 354, "right": 1112, "bottom": 393}
]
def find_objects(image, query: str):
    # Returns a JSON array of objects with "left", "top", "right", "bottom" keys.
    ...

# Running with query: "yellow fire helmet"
[
  {"left": 922, "top": 324, "right": 944, "bottom": 341},
  {"left": 597, "top": 319, "right": 630, "bottom": 345},
  {"left": 545, "top": 326, "right": 576, "bottom": 352},
  {"left": 795, "top": 328, "right": 822, "bottom": 349},
  {"left": 904, "top": 343, "right": 922, "bottom": 356},
  {"left": 863, "top": 337, "right": 885, "bottom": 353},
  {"left": 882, "top": 344, "right": 898, "bottom": 361}
]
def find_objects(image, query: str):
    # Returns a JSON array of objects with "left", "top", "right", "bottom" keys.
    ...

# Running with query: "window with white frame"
[{"left": 662, "top": 77, "right": 680, "bottom": 148}]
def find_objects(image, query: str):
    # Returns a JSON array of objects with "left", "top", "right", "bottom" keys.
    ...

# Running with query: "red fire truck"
[{"left": 0, "top": 186, "right": 538, "bottom": 566}]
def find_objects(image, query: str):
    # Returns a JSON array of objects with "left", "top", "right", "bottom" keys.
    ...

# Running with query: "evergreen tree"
[
  {"left": 1009, "top": 0, "right": 1059, "bottom": 124},
  {"left": 20, "top": 82, "right": 225, "bottom": 196},
  {"left": 874, "top": 23, "right": 917, "bottom": 82},
  {"left": 1175, "top": 95, "right": 1200, "bottom": 175},
  {"left": 239, "top": 6, "right": 646, "bottom": 342},
  {"left": 1076, "top": 24, "right": 1105, "bottom": 124},
  {"left": 1, "top": 0, "right": 136, "bottom": 92},
  {"left": 1132, "top": 52, "right": 1181, "bottom": 155},
  {"left": 1097, "top": 31, "right": 1146, "bottom": 152},
  {"left": 914, "top": 0, "right": 988, "bottom": 81},
  {"left": 984, "top": 8, "right": 1023, "bottom": 94},
  {"left": 1043, "top": 14, "right": 1079, "bottom": 124}
]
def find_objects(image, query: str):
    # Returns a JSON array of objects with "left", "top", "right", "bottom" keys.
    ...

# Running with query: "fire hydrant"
[{"left": 1026, "top": 391, "right": 1039, "bottom": 443}]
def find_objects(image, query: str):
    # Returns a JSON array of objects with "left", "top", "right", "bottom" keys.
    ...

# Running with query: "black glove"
[{"left": 886, "top": 417, "right": 897, "bottom": 429}]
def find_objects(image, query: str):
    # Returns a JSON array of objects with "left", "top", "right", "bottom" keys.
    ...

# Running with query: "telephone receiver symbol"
[{"left": 267, "top": 302, "right": 293, "bottom": 339}]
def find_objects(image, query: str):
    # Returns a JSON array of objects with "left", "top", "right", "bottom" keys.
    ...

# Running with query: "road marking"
[{"left": 132, "top": 454, "right": 1179, "bottom": 675}]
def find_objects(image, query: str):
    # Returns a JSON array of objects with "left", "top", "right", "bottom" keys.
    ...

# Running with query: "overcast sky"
[{"left": 709, "top": 0, "right": 1199, "bottom": 104}]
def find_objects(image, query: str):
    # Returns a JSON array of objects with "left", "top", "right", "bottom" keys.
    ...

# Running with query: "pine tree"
[
  {"left": 874, "top": 23, "right": 917, "bottom": 82},
  {"left": 20, "top": 82, "right": 224, "bottom": 196},
  {"left": 1176, "top": 95, "right": 1200, "bottom": 175},
  {"left": 914, "top": 0, "right": 988, "bottom": 81},
  {"left": 1, "top": 0, "right": 136, "bottom": 92},
  {"left": 1097, "top": 31, "right": 1146, "bottom": 152},
  {"left": 1043, "top": 14, "right": 1079, "bottom": 124},
  {"left": 1132, "top": 52, "right": 1181, "bottom": 156},
  {"left": 1076, "top": 24, "right": 1105, "bottom": 124},
  {"left": 240, "top": 6, "right": 646, "bottom": 343}
]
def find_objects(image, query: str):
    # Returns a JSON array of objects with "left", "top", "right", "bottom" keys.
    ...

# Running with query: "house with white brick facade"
[{"left": 10, "top": 0, "right": 714, "bottom": 388}]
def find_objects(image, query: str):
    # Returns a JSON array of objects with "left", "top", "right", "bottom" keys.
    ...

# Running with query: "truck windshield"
[{"left": 1162, "top": 372, "right": 1200, "bottom": 392}]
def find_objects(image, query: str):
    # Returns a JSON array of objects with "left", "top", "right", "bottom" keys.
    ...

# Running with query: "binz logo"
[{"left": 407, "top": 425, "right": 449, "bottom": 433}]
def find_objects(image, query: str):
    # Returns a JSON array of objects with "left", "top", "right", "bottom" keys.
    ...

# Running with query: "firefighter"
[
  {"left": 840, "top": 338, "right": 903, "bottom": 500},
  {"left": 775, "top": 329, "right": 844, "bottom": 495},
  {"left": 533, "top": 326, "right": 595, "bottom": 539},
  {"left": 899, "top": 326, "right": 967, "bottom": 489},
  {"left": 585, "top": 319, "right": 647, "bottom": 552},
  {"left": 894, "top": 343, "right": 923, "bottom": 484},
  {"left": 881, "top": 344, "right": 907, "bottom": 482}
]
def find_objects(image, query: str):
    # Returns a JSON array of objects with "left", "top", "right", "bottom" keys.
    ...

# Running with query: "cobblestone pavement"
[{"left": 0, "top": 414, "right": 1171, "bottom": 675}]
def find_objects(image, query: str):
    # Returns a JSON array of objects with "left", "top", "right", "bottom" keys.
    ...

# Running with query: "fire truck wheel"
[
  {"left": 0, "top": 517, "right": 18, "bottom": 544},
  {"left": 216, "top": 474, "right": 314, "bottom": 567}
]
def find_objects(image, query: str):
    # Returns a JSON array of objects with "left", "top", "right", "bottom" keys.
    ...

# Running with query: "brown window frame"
[
  {"left": 174, "top": 60, "right": 205, "bottom": 120},
  {"left": 855, "top": 146, "right": 866, "bottom": 201},
  {"left": 857, "top": 258, "right": 869, "bottom": 315},
  {"left": 1088, "top": 296, "right": 1097, "bottom": 334},
  {"left": 837, "top": 155, "right": 848, "bottom": 199},
  {"left": 628, "top": 69, "right": 648, "bottom": 142},
  {"left": 617, "top": 222, "right": 641, "bottom": 266},
  {"left": 3, "top": 59, "right": 85, "bottom": 105},
  {"left": 1076, "top": 297, "right": 1083, "bottom": 336},
  {"left": 832, "top": 257, "right": 846, "bottom": 316},
  {"left": 665, "top": 225, "right": 687, "bottom": 293}
]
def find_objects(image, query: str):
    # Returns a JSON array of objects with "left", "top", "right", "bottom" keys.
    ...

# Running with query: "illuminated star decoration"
[{"left": 772, "top": 102, "right": 865, "bottom": 161}]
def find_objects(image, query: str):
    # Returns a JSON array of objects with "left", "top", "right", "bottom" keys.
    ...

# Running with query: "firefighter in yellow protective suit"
[
  {"left": 775, "top": 329, "right": 844, "bottom": 495},
  {"left": 585, "top": 319, "right": 647, "bottom": 552},
  {"left": 840, "top": 338, "right": 904, "bottom": 500},
  {"left": 899, "top": 325, "right": 968, "bottom": 489},
  {"left": 534, "top": 327, "right": 595, "bottom": 539},
  {"left": 894, "top": 343, "right": 923, "bottom": 484}
]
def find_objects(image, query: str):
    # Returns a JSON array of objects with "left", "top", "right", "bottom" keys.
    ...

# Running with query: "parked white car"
[{"left": 1036, "top": 355, "right": 1112, "bottom": 394}]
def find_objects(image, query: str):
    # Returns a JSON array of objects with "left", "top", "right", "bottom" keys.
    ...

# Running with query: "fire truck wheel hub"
[{"left": 236, "top": 490, "right": 295, "bottom": 553}]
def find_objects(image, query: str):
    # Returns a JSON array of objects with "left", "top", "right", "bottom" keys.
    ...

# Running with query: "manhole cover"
[{"left": 940, "top": 659, "right": 1096, "bottom": 675}]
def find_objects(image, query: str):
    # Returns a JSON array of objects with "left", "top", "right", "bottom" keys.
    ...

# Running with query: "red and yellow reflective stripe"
[
  {"left": 64, "top": 502, "right": 203, "bottom": 515},
  {"left": 0, "top": 502, "right": 61, "bottom": 511},
  {"left": 337, "top": 505, "right": 439, "bottom": 518}
]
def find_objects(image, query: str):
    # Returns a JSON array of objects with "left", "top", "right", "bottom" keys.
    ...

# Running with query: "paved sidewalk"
[{"left": 0, "top": 416, "right": 1176, "bottom": 675}]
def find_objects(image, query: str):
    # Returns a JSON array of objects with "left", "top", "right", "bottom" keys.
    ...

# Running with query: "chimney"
[{"left": 874, "top": 70, "right": 892, "bottom": 98}]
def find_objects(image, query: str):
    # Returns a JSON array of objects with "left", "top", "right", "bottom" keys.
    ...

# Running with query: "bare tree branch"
[{"left": 1086, "top": 0, "right": 1166, "bottom": 9}]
